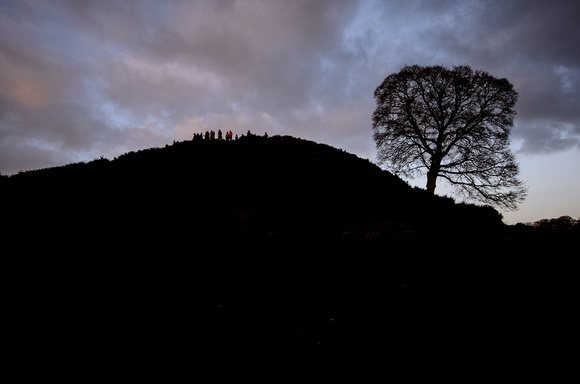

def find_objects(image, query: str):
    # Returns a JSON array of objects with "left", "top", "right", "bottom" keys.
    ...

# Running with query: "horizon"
[{"left": 1, "top": 0, "right": 579, "bottom": 224}]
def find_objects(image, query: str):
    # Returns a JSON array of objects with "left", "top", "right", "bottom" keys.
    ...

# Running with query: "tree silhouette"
[{"left": 372, "top": 65, "right": 526, "bottom": 210}]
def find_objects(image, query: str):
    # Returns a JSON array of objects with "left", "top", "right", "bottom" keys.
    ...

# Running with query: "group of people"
[{"left": 192, "top": 130, "right": 268, "bottom": 141}]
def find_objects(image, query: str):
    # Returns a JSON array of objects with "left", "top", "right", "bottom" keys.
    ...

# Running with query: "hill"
[
  {"left": 2, "top": 135, "right": 574, "bottom": 380},
  {"left": 3, "top": 134, "right": 503, "bottom": 253}
]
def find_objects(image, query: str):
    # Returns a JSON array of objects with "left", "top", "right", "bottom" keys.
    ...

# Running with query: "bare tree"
[{"left": 372, "top": 65, "right": 527, "bottom": 210}]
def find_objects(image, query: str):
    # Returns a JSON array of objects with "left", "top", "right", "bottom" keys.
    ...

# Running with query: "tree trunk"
[
  {"left": 426, "top": 157, "right": 441, "bottom": 195},
  {"left": 426, "top": 171, "right": 437, "bottom": 194}
]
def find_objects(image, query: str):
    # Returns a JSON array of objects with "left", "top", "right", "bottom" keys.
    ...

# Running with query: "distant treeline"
[{"left": 511, "top": 215, "right": 580, "bottom": 236}]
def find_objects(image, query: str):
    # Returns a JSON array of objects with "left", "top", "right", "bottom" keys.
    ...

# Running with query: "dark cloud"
[
  {"left": 416, "top": 0, "right": 580, "bottom": 154},
  {"left": 1, "top": 0, "right": 579, "bottom": 175}
]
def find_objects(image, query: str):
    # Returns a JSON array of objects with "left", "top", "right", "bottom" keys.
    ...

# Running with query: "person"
[
  {"left": 264, "top": 132, "right": 268, "bottom": 138},
  {"left": 205, "top": 131, "right": 210, "bottom": 140},
  {"left": 210, "top": 130, "right": 215, "bottom": 140},
  {"left": 235, "top": 134, "right": 238, "bottom": 140},
  {"left": 218, "top": 130, "right": 223, "bottom": 140}
]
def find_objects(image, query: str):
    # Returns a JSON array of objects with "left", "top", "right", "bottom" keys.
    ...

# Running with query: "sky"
[{"left": 1, "top": 0, "right": 579, "bottom": 224}]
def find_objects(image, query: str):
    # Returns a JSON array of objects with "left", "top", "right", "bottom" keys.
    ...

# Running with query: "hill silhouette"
[
  {"left": 4, "top": 135, "right": 503, "bottom": 252},
  {"left": 2, "top": 135, "right": 575, "bottom": 380}
]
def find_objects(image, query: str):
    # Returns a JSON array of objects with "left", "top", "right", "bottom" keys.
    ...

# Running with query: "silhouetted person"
[
  {"left": 218, "top": 130, "right": 223, "bottom": 140},
  {"left": 264, "top": 132, "right": 268, "bottom": 138},
  {"left": 205, "top": 131, "right": 210, "bottom": 140}
]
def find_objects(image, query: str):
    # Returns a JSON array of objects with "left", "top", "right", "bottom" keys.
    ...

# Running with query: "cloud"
[
  {"left": 1, "top": 0, "right": 579, "bottom": 175},
  {"left": 60, "top": 0, "right": 357, "bottom": 109},
  {"left": 515, "top": 122, "right": 580, "bottom": 154}
]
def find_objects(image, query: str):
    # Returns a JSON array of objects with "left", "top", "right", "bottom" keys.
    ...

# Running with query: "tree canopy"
[{"left": 372, "top": 64, "right": 527, "bottom": 210}]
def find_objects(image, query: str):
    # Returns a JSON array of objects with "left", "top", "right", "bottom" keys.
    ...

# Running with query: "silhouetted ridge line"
[{"left": 4, "top": 135, "right": 504, "bottom": 253}]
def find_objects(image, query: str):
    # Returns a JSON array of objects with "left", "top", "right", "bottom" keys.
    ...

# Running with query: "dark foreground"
[{"left": 5, "top": 229, "right": 576, "bottom": 382}]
